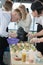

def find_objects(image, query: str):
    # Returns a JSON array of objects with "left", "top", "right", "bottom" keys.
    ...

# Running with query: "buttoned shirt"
[{"left": 0, "top": 8, "right": 11, "bottom": 37}]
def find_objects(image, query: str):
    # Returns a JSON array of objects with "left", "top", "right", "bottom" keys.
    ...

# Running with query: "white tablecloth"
[{"left": 10, "top": 51, "right": 43, "bottom": 65}]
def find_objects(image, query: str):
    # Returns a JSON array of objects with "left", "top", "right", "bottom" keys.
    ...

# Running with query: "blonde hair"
[
  {"left": 19, "top": 5, "right": 27, "bottom": 20},
  {"left": 4, "top": 0, "right": 13, "bottom": 11},
  {"left": 14, "top": 9, "right": 22, "bottom": 20}
]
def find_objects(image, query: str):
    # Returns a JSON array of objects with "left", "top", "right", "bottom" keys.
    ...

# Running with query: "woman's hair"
[
  {"left": 14, "top": 9, "right": 22, "bottom": 20},
  {"left": 31, "top": 1, "right": 43, "bottom": 14},
  {"left": 4, "top": 0, "right": 13, "bottom": 11},
  {"left": 19, "top": 5, "right": 27, "bottom": 20}
]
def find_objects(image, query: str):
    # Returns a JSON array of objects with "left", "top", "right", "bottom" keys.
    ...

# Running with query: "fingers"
[
  {"left": 27, "top": 33, "right": 34, "bottom": 39},
  {"left": 30, "top": 38, "right": 38, "bottom": 43}
]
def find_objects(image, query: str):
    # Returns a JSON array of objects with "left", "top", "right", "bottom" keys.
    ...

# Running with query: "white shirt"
[
  {"left": 18, "top": 14, "right": 32, "bottom": 33},
  {"left": 36, "top": 16, "right": 43, "bottom": 27},
  {"left": 0, "top": 9, "right": 11, "bottom": 37}
]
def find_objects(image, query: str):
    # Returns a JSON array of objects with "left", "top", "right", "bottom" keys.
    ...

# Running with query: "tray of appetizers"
[{"left": 10, "top": 42, "right": 36, "bottom": 52}]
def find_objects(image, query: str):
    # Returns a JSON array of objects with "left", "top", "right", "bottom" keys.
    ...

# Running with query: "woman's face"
[
  {"left": 11, "top": 11, "right": 20, "bottom": 22},
  {"left": 32, "top": 10, "right": 38, "bottom": 17}
]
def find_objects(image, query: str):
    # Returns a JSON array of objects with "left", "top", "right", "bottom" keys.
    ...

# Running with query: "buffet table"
[
  {"left": 10, "top": 51, "right": 43, "bottom": 65},
  {"left": 4, "top": 51, "right": 43, "bottom": 65},
  {"left": 9, "top": 42, "right": 43, "bottom": 65},
  {"left": 11, "top": 59, "right": 43, "bottom": 65}
]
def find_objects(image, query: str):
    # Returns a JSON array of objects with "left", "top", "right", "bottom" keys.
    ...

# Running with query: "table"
[
  {"left": 9, "top": 43, "right": 43, "bottom": 65},
  {"left": 10, "top": 51, "right": 43, "bottom": 65}
]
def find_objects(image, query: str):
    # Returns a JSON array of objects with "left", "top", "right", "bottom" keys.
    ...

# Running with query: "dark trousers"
[{"left": 0, "top": 37, "right": 9, "bottom": 64}]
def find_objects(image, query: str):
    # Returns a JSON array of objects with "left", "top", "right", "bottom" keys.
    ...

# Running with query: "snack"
[
  {"left": 10, "top": 42, "right": 36, "bottom": 52},
  {"left": 37, "top": 51, "right": 43, "bottom": 58},
  {"left": 14, "top": 56, "right": 21, "bottom": 61}
]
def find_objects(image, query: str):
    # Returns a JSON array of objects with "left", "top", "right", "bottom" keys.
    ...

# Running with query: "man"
[
  {"left": 0, "top": 1, "right": 22, "bottom": 65},
  {"left": 27, "top": 1, "right": 43, "bottom": 55},
  {"left": 0, "top": 1, "right": 13, "bottom": 65}
]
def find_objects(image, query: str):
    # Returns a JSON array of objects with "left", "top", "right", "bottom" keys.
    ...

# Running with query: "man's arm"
[
  {"left": 33, "top": 30, "right": 43, "bottom": 37},
  {"left": 30, "top": 37, "right": 43, "bottom": 43},
  {"left": 27, "top": 30, "right": 43, "bottom": 38}
]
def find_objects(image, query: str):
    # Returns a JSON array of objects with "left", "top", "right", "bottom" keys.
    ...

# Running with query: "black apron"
[{"left": 36, "top": 24, "right": 43, "bottom": 55}]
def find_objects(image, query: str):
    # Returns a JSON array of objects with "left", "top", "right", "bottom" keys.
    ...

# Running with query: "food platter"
[
  {"left": 10, "top": 42, "right": 43, "bottom": 65},
  {"left": 10, "top": 42, "right": 36, "bottom": 52}
]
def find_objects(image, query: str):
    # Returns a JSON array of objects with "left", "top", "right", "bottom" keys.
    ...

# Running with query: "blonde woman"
[
  {"left": 17, "top": 5, "right": 32, "bottom": 41},
  {"left": 19, "top": 5, "right": 27, "bottom": 20},
  {"left": 19, "top": 5, "right": 32, "bottom": 32}
]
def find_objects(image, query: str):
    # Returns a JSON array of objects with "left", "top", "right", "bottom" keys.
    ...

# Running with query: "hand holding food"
[
  {"left": 30, "top": 38, "right": 40, "bottom": 43},
  {"left": 27, "top": 32, "right": 34, "bottom": 39}
]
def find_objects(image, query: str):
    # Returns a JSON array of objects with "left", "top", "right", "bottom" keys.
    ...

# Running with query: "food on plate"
[
  {"left": 17, "top": 43, "right": 21, "bottom": 47},
  {"left": 36, "top": 51, "right": 43, "bottom": 58},
  {"left": 14, "top": 56, "right": 21, "bottom": 61},
  {"left": 10, "top": 42, "right": 36, "bottom": 52}
]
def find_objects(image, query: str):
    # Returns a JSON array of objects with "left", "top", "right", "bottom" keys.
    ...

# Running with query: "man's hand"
[
  {"left": 30, "top": 38, "right": 40, "bottom": 43},
  {"left": 27, "top": 32, "right": 34, "bottom": 39}
]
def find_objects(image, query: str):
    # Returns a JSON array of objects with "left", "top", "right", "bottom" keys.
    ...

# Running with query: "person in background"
[
  {"left": 27, "top": 1, "right": 43, "bottom": 55},
  {"left": 19, "top": 5, "right": 27, "bottom": 21},
  {"left": 17, "top": 5, "right": 32, "bottom": 41},
  {"left": 0, "top": 1, "right": 13, "bottom": 65},
  {"left": 2, "top": 1, "right": 13, "bottom": 65},
  {"left": 2, "top": 0, "right": 13, "bottom": 11},
  {"left": 0, "top": 0, "right": 22, "bottom": 64},
  {"left": 0, "top": 0, "right": 6, "bottom": 6}
]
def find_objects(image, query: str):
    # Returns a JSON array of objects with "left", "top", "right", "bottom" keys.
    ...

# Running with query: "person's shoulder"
[
  {"left": 2, "top": 11, "right": 11, "bottom": 16},
  {"left": 39, "top": 16, "right": 43, "bottom": 19},
  {"left": 2, "top": 11, "right": 11, "bottom": 21},
  {"left": 39, "top": 16, "right": 43, "bottom": 22},
  {"left": 38, "top": 16, "right": 43, "bottom": 26}
]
